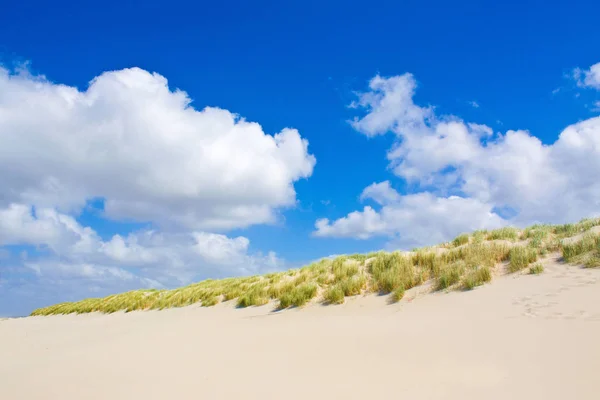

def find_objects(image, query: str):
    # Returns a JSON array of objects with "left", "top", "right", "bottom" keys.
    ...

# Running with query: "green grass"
[
  {"left": 29, "top": 217, "right": 600, "bottom": 316},
  {"left": 436, "top": 263, "right": 464, "bottom": 290},
  {"left": 508, "top": 247, "right": 538, "bottom": 272},
  {"left": 462, "top": 266, "right": 492, "bottom": 290},
  {"left": 369, "top": 252, "right": 416, "bottom": 294},
  {"left": 472, "top": 230, "right": 488, "bottom": 244},
  {"left": 390, "top": 285, "right": 405, "bottom": 303},
  {"left": 323, "top": 285, "right": 345, "bottom": 304},
  {"left": 525, "top": 228, "right": 549, "bottom": 249},
  {"left": 562, "top": 233, "right": 600, "bottom": 261},
  {"left": 486, "top": 227, "right": 519, "bottom": 241},
  {"left": 529, "top": 263, "right": 544, "bottom": 275},
  {"left": 236, "top": 282, "right": 269, "bottom": 308},
  {"left": 562, "top": 233, "right": 600, "bottom": 268},
  {"left": 278, "top": 283, "right": 318, "bottom": 309},
  {"left": 451, "top": 233, "right": 470, "bottom": 247}
]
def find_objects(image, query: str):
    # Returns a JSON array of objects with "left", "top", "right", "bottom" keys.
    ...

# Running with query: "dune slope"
[{"left": 2, "top": 255, "right": 600, "bottom": 399}]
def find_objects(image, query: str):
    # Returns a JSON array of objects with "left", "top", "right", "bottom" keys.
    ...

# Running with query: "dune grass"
[
  {"left": 436, "top": 262, "right": 465, "bottom": 290},
  {"left": 486, "top": 227, "right": 519, "bottom": 241},
  {"left": 278, "top": 283, "right": 318, "bottom": 309},
  {"left": 390, "top": 285, "right": 405, "bottom": 303},
  {"left": 29, "top": 217, "right": 600, "bottom": 316},
  {"left": 508, "top": 247, "right": 538, "bottom": 272},
  {"left": 529, "top": 263, "right": 544, "bottom": 275},
  {"left": 562, "top": 233, "right": 600, "bottom": 268},
  {"left": 462, "top": 266, "right": 492, "bottom": 290},
  {"left": 323, "top": 285, "right": 345, "bottom": 304},
  {"left": 451, "top": 233, "right": 470, "bottom": 247}
]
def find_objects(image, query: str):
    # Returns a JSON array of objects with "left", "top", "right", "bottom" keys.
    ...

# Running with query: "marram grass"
[{"left": 30, "top": 217, "right": 600, "bottom": 316}]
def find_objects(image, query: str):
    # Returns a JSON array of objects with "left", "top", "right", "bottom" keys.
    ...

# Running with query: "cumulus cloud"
[
  {"left": 0, "top": 203, "right": 283, "bottom": 285},
  {"left": 574, "top": 61, "right": 600, "bottom": 89},
  {"left": 359, "top": 181, "right": 401, "bottom": 205},
  {"left": 0, "top": 65, "right": 308, "bottom": 315},
  {"left": 0, "top": 202, "right": 285, "bottom": 315},
  {"left": 0, "top": 66, "right": 315, "bottom": 231},
  {"left": 315, "top": 73, "right": 600, "bottom": 247},
  {"left": 315, "top": 184, "right": 505, "bottom": 247}
]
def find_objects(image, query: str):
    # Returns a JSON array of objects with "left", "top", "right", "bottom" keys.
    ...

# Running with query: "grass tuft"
[
  {"left": 462, "top": 266, "right": 492, "bottom": 290},
  {"left": 436, "top": 263, "right": 464, "bottom": 290},
  {"left": 323, "top": 285, "right": 345, "bottom": 304},
  {"left": 508, "top": 247, "right": 538, "bottom": 272},
  {"left": 451, "top": 233, "right": 470, "bottom": 247},
  {"left": 369, "top": 252, "right": 415, "bottom": 294},
  {"left": 529, "top": 263, "right": 544, "bottom": 274},
  {"left": 278, "top": 283, "right": 318, "bottom": 309},
  {"left": 390, "top": 285, "right": 405, "bottom": 303},
  {"left": 562, "top": 234, "right": 600, "bottom": 262},
  {"left": 486, "top": 227, "right": 519, "bottom": 241}
]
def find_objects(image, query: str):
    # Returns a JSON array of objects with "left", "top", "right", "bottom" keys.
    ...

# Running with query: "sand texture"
[{"left": 2, "top": 257, "right": 600, "bottom": 399}]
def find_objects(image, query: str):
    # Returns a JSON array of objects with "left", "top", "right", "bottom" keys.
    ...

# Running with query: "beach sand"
[{"left": 2, "top": 257, "right": 600, "bottom": 399}]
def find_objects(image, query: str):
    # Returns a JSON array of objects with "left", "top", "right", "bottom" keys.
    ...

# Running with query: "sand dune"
[{"left": 2, "top": 256, "right": 600, "bottom": 399}]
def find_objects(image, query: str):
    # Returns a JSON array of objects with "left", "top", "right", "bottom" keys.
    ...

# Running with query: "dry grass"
[
  {"left": 29, "top": 217, "right": 600, "bottom": 316},
  {"left": 529, "top": 263, "right": 544, "bottom": 275},
  {"left": 508, "top": 247, "right": 538, "bottom": 272},
  {"left": 323, "top": 285, "right": 345, "bottom": 304},
  {"left": 278, "top": 283, "right": 318, "bottom": 309},
  {"left": 451, "top": 233, "right": 470, "bottom": 247},
  {"left": 462, "top": 266, "right": 492, "bottom": 290},
  {"left": 486, "top": 227, "right": 519, "bottom": 241},
  {"left": 436, "top": 262, "right": 465, "bottom": 290},
  {"left": 562, "top": 233, "right": 600, "bottom": 268}
]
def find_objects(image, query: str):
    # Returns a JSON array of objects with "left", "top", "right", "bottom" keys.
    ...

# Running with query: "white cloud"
[
  {"left": 349, "top": 74, "right": 433, "bottom": 137},
  {"left": 0, "top": 66, "right": 315, "bottom": 231},
  {"left": 0, "top": 203, "right": 283, "bottom": 286},
  {"left": 315, "top": 73, "right": 600, "bottom": 248},
  {"left": 574, "top": 62, "right": 600, "bottom": 89},
  {"left": 469, "top": 100, "right": 480, "bottom": 108},
  {"left": 0, "top": 65, "right": 304, "bottom": 315},
  {"left": 315, "top": 206, "right": 386, "bottom": 240},
  {"left": 315, "top": 187, "right": 505, "bottom": 247},
  {"left": 360, "top": 181, "right": 401, "bottom": 205}
]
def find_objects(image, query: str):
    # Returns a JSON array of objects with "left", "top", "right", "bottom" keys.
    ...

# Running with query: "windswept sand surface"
[{"left": 2, "top": 258, "right": 600, "bottom": 399}]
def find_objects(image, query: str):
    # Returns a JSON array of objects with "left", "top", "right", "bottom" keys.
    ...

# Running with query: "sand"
[{"left": 2, "top": 257, "right": 600, "bottom": 399}]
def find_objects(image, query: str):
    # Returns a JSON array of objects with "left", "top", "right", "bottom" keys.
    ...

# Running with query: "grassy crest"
[{"left": 30, "top": 217, "right": 600, "bottom": 316}]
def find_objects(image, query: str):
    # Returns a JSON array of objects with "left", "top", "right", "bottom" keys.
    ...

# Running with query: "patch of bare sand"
[{"left": 1, "top": 260, "right": 600, "bottom": 399}]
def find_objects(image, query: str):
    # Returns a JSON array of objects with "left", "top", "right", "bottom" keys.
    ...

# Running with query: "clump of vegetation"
[
  {"left": 323, "top": 285, "right": 345, "bottom": 304},
  {"left": 562, "top": 233, "right": 600, "bottom": 261},
  {"left": 529, "top": 263, "right": 544, "bottom": 275},
  {"left": 331, "top": 257, "right": 359, "bottom": 282},
  {"left": 508, "top": 246, "right": 538, "bottom": 272},
  {"left": 369, "top": 252, "right": 416, "bottom": 294},
  {"left": 451, "top": 233, "right": 470, "bottom": 247},
  {"left": 390, "top": 285, "right": 405, "bottom": 303},
  {"left": 29, "top": 217, "right": 600, "bottom": 316},
  {"left": 236, "top": 282, "right": 269, "bottom": 308},
  {"left": 525, "top": 228, "right": 550, "bottom": 249},
  {"left": 562, "top": 233, "right": 600, "bottom": 268},
  {"left": 411, "top": 250, "right": 442, "bottom": 278},
  {"left": 436, "top": 263, "right": 465, "bottom": 290},
  {"left": 278, "top": 283, "right": 318, "bottom": 309},
  {"left": 462, "top": 266, "right": 492, "bottom": 290},
  {"left": 472, "top": 230, "right": 488, "bottom": 244},
  {"left": 486, "top": 227, "right": 519, "bottom": 241},
  {"left": 340, "top": 275, "right": 367, "bottom": 296}
]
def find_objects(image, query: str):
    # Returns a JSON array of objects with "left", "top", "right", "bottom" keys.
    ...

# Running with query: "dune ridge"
[{"left": 30, "top": 218, "right": 600, "bottom": 316}]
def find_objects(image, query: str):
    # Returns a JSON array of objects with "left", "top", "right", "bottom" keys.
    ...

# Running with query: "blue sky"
[{"left": 1, "top": 0, "right": 600, "bottom": 316}]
